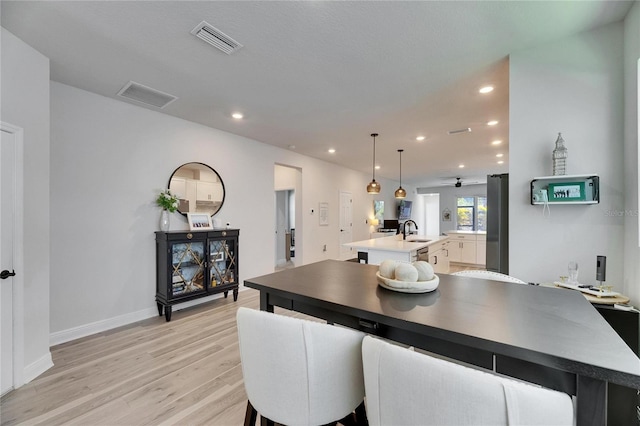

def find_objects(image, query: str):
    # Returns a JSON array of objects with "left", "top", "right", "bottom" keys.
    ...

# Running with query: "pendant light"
[
  {"left": 366, "top": 133, "right": 381, "bottom": 194},
  {"left": 395, "top": 149, "right": 407, "bottom": 199}
]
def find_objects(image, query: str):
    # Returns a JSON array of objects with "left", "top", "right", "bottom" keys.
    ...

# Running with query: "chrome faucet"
[{"left": 402, "top": 220, "right": 418, "bottom": 240}]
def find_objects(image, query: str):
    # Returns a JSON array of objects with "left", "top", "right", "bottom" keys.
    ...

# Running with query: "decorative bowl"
[{"left": 376, "top": 271, "right": 439, "bottom": 293}]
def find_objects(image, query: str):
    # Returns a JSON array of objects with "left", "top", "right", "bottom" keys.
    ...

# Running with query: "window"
[{"left": 456, "top": 196, "right": 487, "bottom": 231}]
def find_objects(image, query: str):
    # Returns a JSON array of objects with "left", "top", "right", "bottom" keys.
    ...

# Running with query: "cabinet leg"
[
  {"left": 164, "top": 306, "right": 172, "bottom": 322},
  {"left": 233, "top": 288, "right": 239, "bottom": 301},
  {"left": 157, "top": 302, "right": 163, "bottom": 317},
  {"left": 224, "top": 291, "right": 229, "bottom": 298}
]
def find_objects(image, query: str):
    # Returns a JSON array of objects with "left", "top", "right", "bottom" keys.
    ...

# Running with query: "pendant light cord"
[
  {"left": 399, "top": 149, "right": 402, "bottom": 186},
  {"left": 372, "top": 134, "right": 376, "bottom": 180}
]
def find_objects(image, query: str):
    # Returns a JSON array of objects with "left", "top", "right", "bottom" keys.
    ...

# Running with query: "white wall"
[
  {"left": 623, "top": 1, "right": 640, "bottom": 305},
  {"left": 417, "top": 184, "right": 487, "bottom": 233},
  {"left": 0, "top": 28, "right": 52, "bottom": 381},
  {"left": 49, "top": 82, "right": 406, "bottom": 338},
  {"left": 510, "top": 23, "right": 626, "bottom": 289}
]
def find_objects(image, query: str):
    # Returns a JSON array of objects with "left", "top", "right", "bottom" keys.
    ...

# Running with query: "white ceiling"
[{"left": 1, "top": 1, "right": 633, "bottom": 188}]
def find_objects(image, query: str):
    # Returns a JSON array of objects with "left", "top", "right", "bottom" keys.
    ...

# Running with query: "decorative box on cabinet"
[
  {"left": 156, "top": 229, "right": 239, "bottom": 321},
  {"left": 530, "top": 174, "right": 599, "bottom": 205}
]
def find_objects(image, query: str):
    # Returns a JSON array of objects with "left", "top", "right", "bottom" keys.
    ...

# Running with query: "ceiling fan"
[
  {"left": 439, "top": 177, "right": 464, "bottom": 187},
  {"left": 440, "top": 177, "right": 481, "bottom": 187}
]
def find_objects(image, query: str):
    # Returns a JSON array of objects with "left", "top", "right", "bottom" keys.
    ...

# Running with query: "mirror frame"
[{"left": 167, "top": 162, "right": 226, "bottom": 217}]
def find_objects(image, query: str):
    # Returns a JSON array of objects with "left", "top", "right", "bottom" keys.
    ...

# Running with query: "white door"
[
  {"left": 339, "top": 191, "right": 353, "bottom": 259},
  {"left": 1, "top": 129, "right": 16, "bottom": 395}
]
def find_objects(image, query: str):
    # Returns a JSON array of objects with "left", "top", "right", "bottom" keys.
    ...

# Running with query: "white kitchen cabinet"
[
  {"left": 169, "top": 177, "right": 187, "bottom": 199},
  {"left": 447, "top": 239, "right": 461, "bottom": 262},
  {"left": 196, "top": 181, "right": 217, "bottom": 201},
  {"left": 429, "top": 246, "right": 450, "bottom": 273},
  {"left": 428, "top": 240, "right": 450, "bottom": 273},
  {"left": 447, "top": 233, "right": 479, "bottom": 265},
  {"left": 460, "top": 241, "right": 477, "bottom": 264}
]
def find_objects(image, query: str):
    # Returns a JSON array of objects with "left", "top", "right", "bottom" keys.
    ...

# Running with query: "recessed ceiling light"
[
  {"left": 328, "top": 148, "right": 336, "bottom": 154},
  {"left": 459, "top": 164, "right": 465, "bottom": 168},
  {"left": 288, "top": 145, "right": 296, "bottom": 150},
  {"left": 375, "top": 165, "right": 381, "bottom": 170},
  {"left": 496, "top": 153, "right": 504, "bottom": 158},
  {"left": 487, "top": 120, "right": 499, "bottom": 126},
  {"left": 232, "top": 112, "right": 243, "bottom": 119},
  {"left": 497, "top": 160, "right": 504, "bottom": 164},
  {"left": 491, "top": 140, "right": 502, "bottom": 145},
  {"left": 479, "top": 86, "right": 494, "bottom": 94},
  {"left": 416, "top": 136, "right": 425, "bottom": 141}
]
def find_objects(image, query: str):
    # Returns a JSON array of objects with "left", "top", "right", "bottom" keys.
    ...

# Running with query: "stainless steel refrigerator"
[{"left": 486, "top": 173, "right": 509, "bottom": 274}]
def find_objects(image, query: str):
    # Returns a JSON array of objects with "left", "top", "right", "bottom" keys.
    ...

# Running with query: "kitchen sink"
[{"left": 408, "top": 239, "right": 431, "bottom": 243}]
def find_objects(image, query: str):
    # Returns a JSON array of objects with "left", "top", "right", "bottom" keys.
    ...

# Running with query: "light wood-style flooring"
[{"left": 0, "top": 290, "right": 296, "bottom": 426}]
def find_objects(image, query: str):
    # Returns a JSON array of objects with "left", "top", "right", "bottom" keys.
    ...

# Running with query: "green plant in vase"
[
  {"left": 156, "top": 189, "right": 179, "bottom": 231},
  {"left": 156, "top": 189, "right": 179, "bottom": 212}
]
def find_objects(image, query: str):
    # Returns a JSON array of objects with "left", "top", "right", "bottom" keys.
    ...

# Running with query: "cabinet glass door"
[
  {"left": 171, "top": 242, "right": 206, "bottom": 297},
  {"left": 209, "top": 239, "right": 237, "bottom": 289}
]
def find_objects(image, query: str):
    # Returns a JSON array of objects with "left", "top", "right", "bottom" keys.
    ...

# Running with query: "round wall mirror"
[{"left": 168, "top": 162, "right": 225, "bottom": 217}]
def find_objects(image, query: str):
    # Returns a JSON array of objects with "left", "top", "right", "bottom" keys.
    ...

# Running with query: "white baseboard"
[
  {"left": 50, "top": 306, "right": 158, "bottom": 346},
  {"left": 23, "top": 352, "right": 53, "bottom": 384},
  {"left": 49, "top": 289, "right": 249, "bottom": 346}
]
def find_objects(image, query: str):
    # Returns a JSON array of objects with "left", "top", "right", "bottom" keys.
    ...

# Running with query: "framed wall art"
[{"left": 187, "top": 212, "right": 213, "bottom": 230}]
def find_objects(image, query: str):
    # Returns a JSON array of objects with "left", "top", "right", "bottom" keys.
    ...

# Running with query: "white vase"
[{"left": 160, "top": 210, "right": 170, "bottom": 231}]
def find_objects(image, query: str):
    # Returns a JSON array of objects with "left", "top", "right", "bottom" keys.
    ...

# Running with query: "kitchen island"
[{"left": 344, "top": 234, "right": 450, "bottom": 272}]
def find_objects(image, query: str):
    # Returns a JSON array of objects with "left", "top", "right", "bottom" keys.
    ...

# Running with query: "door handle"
[{"left": 1, "top": 269, "right": 16, "bottom": 280}]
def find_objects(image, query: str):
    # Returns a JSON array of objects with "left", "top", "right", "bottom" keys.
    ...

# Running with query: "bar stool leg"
[{"left": 244, "top": 400, "right": 258, "bottom": 426}]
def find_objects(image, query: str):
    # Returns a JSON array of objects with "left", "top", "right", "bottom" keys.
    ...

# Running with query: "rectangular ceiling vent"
[
  {"left": 191, "top": 21, "right": 243, "bottom": 55},
  {"left": 448, "top": 127, "right": 472, "bottom": 135},
  {"left": 117, "top": 81, "right": 178, "bottom": 109}
]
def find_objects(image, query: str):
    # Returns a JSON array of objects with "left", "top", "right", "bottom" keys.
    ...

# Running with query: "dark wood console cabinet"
[{"left": 155, "top": 229, "right": 239, "bottom": 321}]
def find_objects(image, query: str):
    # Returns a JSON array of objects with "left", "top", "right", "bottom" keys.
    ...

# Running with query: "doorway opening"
[
  {"left": 275, "top": 189, "right": 296, "bottom": 270},
  {"left": 421, "top": 193, "right": 440, "bottom": 236},
  {"left": 274, "top": 164, "right": 302, "bottom": 270}
]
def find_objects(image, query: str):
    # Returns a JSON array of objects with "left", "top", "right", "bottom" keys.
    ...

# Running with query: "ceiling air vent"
[
  {"left": 191, "top": 21, "right": 243, "bottom": 55},
  {"left": 448, "top": 128, "right": 472, "bottom": 135},
  {"left": 117, "top": 81, "right": 178, "bottom": 109}
]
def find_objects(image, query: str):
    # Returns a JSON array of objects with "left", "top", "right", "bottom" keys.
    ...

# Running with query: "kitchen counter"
[
  {"left": 445, "top": 230, "right": 486, "bottom": 235},
  {"left": 345, "top": 233, "right": 449, "bottom": 253}
]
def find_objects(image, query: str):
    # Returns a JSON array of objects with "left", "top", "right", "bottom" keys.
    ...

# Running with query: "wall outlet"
[{"left": 323, "top": 244, "right": 327, "bottom": 252}]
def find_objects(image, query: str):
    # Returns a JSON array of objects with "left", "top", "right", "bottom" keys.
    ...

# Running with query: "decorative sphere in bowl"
[
  {"left": 394, "top": 263, "right": 419, "bottom": 282},
  {"left": 413, "top": 261, "right": 435, "bottom": 281},
  {"left": 379, "top": 259, "right": 398, "bottom": 279}
]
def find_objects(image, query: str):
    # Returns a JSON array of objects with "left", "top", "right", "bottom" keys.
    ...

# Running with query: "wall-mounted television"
[{"left": 398, "top": 200, "right": 413, "bottom": 220}]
